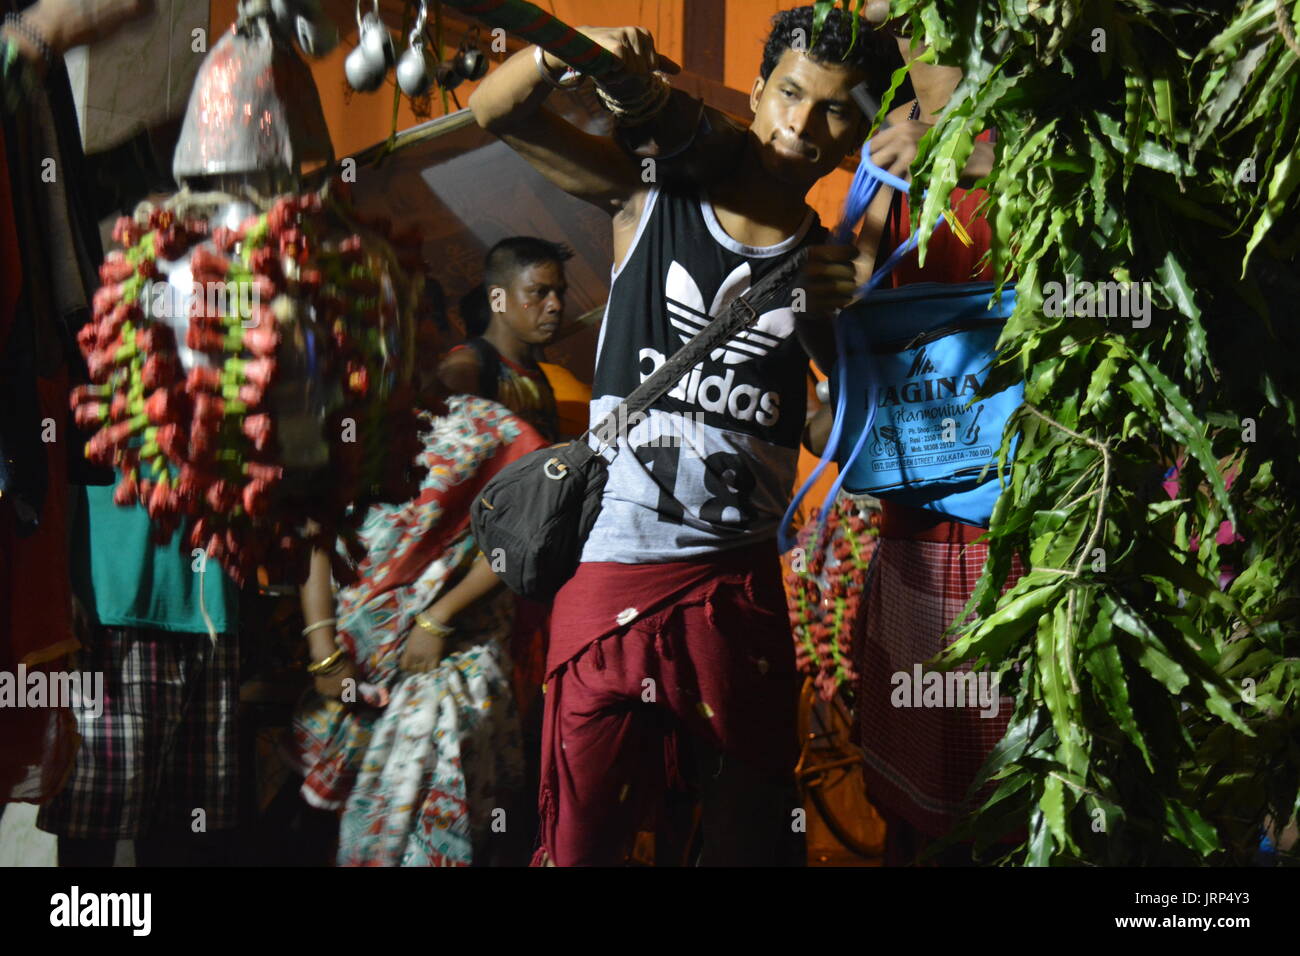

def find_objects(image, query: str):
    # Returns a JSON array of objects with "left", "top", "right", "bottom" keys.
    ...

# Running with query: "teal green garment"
[{"left": 74, "top": 484, "right": 239, "bottom": 635}]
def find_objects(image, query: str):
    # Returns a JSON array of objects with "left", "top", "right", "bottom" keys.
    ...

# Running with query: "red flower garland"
[
  {"left": 70, "top": 182, "right": 429, "bottom": 586},
  {"left": 783, "top": 497, "right": 880, "bottom": 701}
]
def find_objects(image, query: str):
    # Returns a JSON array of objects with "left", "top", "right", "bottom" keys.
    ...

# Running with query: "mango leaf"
[
  {"left": 1129, "top": 355, "right": 1234, "bottom": 522},
  {"left": 1194, "top": 40, "right": 1270, "bottom": 151},
  {"left": 1038, "top": 600, "right": 1087, "bottom": 776},
  {"left": 1041, "top": 771, "right": 1068, "bottom": 849},
  {"left": 1163, "top": 800, "right": 1221, "bottom": 856},
  {"left": 941, "top": 570, "right": 1064, "bottom": 666}
]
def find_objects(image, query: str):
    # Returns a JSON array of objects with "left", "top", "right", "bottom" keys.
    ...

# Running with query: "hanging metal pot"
[
  {"left": 395, "top": 0, "right": 434, "bottom": 97},
  {"left": 346, "top": 0, "right": 393, "bottom": 92}
]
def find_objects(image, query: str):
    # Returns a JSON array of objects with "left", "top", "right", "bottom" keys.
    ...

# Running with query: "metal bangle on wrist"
[
  {"left": 596, "top": 73, "right": 672, "bottom": 125},
  {"left": 414, "top": 613, "right": 454, "bottom": 639},
  {"left": 307, "top": 647, "right": 347, "bottom": 676}
]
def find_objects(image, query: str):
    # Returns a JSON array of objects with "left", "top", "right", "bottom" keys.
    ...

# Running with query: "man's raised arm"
[{"left": 469, "top": 28, "right": 679, "bottom": 215}]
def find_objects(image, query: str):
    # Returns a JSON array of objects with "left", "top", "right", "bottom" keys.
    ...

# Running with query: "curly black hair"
[{"left": 761, "top": 5, "right": 908, "bottom": 104}]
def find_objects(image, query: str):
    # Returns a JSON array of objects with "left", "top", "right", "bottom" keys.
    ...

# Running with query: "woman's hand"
[
  {"left": 313, "top": 658, "right": 357, "bottom": 701},
  {"left": 399, "top": 625, "right": 447, "bottom": 674}
]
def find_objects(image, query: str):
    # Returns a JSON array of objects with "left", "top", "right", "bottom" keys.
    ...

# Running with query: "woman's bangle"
[
  {"left": 534, "top": 45, "right": 581, "bottom": 90},
  {"left": 302, "top": 617, "right": 337, "bottom": 637},
  {"left": 307, "top": 647, "right": 346, "bottom": 675},
  {"left": 414, "top": 613, "right": 454, "bottom": 639}
]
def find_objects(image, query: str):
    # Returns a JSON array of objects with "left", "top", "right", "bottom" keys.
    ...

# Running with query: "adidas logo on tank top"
[{"left": 581, "top": 186, "right": 825, "bottom": 563}]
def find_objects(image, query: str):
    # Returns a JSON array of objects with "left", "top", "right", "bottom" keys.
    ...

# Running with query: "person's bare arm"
[
  {"left": 3, "top": 0, "right": 152, "bottom": 76},
  {"left": 468, "top": 27, "right": 678, "bottom": 214},
  {"left": 299, "top": 545, "right": 356, "bottom": 699},
  {"left": 802, "top": 404, "right": 833, "bottom": 456},
  {"left": 437, "top": 349, "right": 481, "bottom": 398},
  {"left": 399, "top": 553, "right": 505, "bottom": 672}
]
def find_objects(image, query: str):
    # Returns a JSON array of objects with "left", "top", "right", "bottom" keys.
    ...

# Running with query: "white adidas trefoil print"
[
  {"left": 664, "top": 261, "right": 795, "bottom": 364},
  {"left": 637, "top": 261, "right": 793, "bottom": 429}
]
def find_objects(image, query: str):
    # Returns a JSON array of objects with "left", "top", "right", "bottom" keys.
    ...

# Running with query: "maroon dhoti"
[{"left": 534, "top": 542, "right": 801, "bottom": 866}]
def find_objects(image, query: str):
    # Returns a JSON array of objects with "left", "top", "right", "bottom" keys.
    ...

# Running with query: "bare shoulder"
[{"left": 438, "top": 347, "right": 481, "bottom": 394}]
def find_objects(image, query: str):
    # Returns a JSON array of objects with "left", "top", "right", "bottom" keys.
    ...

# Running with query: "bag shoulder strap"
[{"left": 590, "top": 247, "right": 809, "bottom": 450}]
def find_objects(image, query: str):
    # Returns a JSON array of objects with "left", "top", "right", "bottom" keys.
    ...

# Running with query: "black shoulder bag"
[{"left": 470, "top": 248, "right": 809, "bottom": 602}]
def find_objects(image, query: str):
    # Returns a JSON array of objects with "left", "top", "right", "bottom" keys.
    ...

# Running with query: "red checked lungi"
[
  {"left": 533, "top": 542, "right": 802, "bottom": 866},
  {"left": 851, "top": 504, "right": 1026, "bottom": 844}
]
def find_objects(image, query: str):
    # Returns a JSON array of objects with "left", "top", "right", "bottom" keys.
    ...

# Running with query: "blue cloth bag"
[
  {"left": 777, "top": 146, "right": 1022, "bottom": 550},
  {"left": 831, "top": 281, "right": 1022, "bottom": 526}
]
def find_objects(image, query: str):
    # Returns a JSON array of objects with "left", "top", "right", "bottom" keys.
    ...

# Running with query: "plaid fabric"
[
  {"left": 852, "top": 537, "right": 1025, "bottom": 838},
  {"left": 36, "top": 626, "right": 238, "bottom": 839}
]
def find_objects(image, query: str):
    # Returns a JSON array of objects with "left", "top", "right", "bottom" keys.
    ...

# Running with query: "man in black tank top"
[
  {"left": 439, "top": 237, "right": 568, "bottom": 442},
  {"left": 470, "top": 7, "right": 904, "bottom": 866}
]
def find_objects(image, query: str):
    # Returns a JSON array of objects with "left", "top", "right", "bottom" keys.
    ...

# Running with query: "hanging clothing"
[
  {"left": 0, "top": 21, "right": 110, "bottom": 803},
  {"left": 287, "top": 395, "right": 545, "bottom": 866}
]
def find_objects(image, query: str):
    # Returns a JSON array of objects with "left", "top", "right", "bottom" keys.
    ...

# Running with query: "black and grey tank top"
[{"left": 580, "top": 185, "right": 825, "bottom": 563}]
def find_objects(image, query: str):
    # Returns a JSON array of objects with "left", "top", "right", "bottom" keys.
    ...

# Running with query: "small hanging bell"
[
  {"left": 358, "top": 11, "right": 395, "bottom": 70},
  {"left": 345, "top": 2, "right": 392, "bottom": 93},
  {"left": 454, "top": 46, "right": 486, "bottom": 81},
  {"left": 346, "top": 42, "right": 386, "bottom": 92}
]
